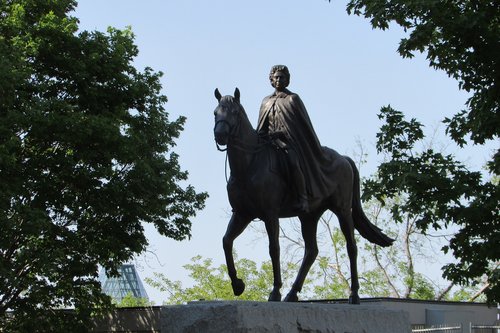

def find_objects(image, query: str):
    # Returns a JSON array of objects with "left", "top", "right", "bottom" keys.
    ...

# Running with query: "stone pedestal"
[{"left": 161, "top": 301, "right": 411, "bottom": 333}]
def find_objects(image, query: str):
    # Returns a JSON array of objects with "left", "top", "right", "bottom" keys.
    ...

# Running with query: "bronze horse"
[{"left": 213, "top": 88, "right": 393, "bottom": 303}]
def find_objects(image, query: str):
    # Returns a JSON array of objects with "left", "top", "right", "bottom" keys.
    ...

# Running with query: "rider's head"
[{"left": 269, "top": 65, "right": 290, "bottom": 90}]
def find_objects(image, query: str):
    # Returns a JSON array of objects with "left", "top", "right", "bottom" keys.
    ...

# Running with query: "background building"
[{"left": 99, "top": 264, "right": 149, "bottom": 302}]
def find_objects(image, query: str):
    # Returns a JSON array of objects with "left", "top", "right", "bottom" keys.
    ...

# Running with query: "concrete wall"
[
  {"left": 357, "top": 298, "right": 498, "bottom": 326},
  {"left": 311, "top": 297, "right": 499, "bottom": 331},
  {"left": 90, "top": 306, "right": 161, "bottom": 332},
  {"left": 88, "top": 299, "right": 498, "bottom": 332},
  {"left": 162, "top": 301, "right": 411, "bottom": 333}
]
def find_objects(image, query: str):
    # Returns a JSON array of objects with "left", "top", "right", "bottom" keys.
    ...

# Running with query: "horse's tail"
[{"left": 346, "top": 156, "right": 394, "bottom": 247}]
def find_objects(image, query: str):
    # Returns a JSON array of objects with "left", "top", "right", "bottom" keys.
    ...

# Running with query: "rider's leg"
[{"left": 287, "top": 148, "right": 309, "bottom": 213}]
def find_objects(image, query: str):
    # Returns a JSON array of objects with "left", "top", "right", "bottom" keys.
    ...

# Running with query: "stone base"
[{"left": 161, "top": 301, "right": 411, "bottom": 333}]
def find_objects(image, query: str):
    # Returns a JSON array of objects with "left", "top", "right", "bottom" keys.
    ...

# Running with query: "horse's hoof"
[
  {"left": 232, "top": 278, "right": 245, "bottom": 296},
  {"left": 348, "top": 294, "right": 360, "bottom": 304},
  {"left": 268, "top": 290, "right": 282, "bottom": 302},
  {"left": 283, "top": 292, "right": 299, "bottom": 302}
]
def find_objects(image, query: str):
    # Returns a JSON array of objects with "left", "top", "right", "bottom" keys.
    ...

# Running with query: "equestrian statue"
[{"left": 213, "top": 65, "right": 393, "bottom": 304}]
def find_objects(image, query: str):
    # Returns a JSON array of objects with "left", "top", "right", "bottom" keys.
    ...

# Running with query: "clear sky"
[{"left": 73, "top": 1, "right": 492, "bottom": 304}]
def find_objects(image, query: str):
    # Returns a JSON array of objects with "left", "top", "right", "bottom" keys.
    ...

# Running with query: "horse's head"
[{"left": 213, "top": 88, "right": 242, "bottom": 146}]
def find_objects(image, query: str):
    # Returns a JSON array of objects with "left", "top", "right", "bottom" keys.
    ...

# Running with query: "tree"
[
  {"left": 276, "top": 210, "right": 462, "bottom": 302},
  {"left": 114, "top": 293, "right": 154, "bottom": 308},
  {"left": 335, "top": 0, "right": 499, "bottom": 302},
  {"left": 0, "top": 1, "right": 207, "bottom": 331},
  {"left": 146, "top": 255, "right": 300, "bottom": 304},
  {"left": 345, "top": 0, "right": 499, "bottom": 146},
  {"left": 359, "top": 192, "right": 486, "bottom": 302},
  {"left": 362, "top": 107, "right": 497, "bottom": 301}
]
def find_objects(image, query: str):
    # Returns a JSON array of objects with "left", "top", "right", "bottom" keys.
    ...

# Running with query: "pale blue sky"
[{"left": 74, "top": 1, "right": 490, "bottom": 304}]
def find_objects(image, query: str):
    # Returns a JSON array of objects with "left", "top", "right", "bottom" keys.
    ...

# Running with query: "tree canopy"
[
  {"left": 146, "top": 255, "right": 311, "bottom": 304},
  {"left": 346, "top": 0, "right": 499, "bottom": 147},
  {"left": 0, "top": 0, "right": 206, "bottom": 331},
  {"left": 114, "top": 293, "right": 154, "bottom": 308},
  {"left": 340, "top": 0, "right": 499, "bottom": 302},
  {"left": 148, "top": 248, "right": 481, "bottom": 304},
  {"left": 146, "top": 256, "right": 277, "bottom": 304}
]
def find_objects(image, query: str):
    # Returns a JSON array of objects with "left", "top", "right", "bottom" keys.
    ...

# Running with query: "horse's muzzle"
[
  {"left": 214, "top": 119, "right": 231, "bottom": 145},
  {"left": 214, "top": 132, "right": 228, "bottom": 145}
]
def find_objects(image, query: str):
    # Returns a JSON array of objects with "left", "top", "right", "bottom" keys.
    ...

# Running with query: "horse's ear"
[
  {"left": 214, "top": 88, "right": 222, "bottom": 102},
  {"left": 234, "top": 88, "right": 240, "bottom": 103}
]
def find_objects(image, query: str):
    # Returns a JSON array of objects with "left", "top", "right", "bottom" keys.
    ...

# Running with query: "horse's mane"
[{"left": 220, "top": 95, "right": 252, "bottom": 127}]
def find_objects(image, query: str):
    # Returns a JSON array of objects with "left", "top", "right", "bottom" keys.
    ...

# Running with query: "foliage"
[
  {"left": 0, "top": 1, "right": 207, "bottom": 331},
  {"left": 310, "top": 255, "right": 351, "bottom": 299},
  {"left": 362, "top": 106, "right": 498, "bottom": 302},
  {"left": 337, "top": 0, "right": 500, "bottom": 303},
  {"left": 286, "top": 209, "right": 452, "bottom": 301},
  {"left": 302, "top": 221, "right": 352, "bottom": 299},
  {"left": 113, "top": 293, "right": 154, "bottom": 308},
  {"left": 345, "top": 0, "right": 499, "bottom": 146},
  {"left": 361, "top": 189, "right": 462, "bottom": 301},
  {"left": 146, "top": 255, "right": 300, "bottom": 304},
  {"left": 449, "top": 285, "right": 486, "bottom": 303}
]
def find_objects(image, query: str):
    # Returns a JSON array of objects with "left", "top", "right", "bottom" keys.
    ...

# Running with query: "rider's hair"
[{"left": 269, "top": 65, "right": 290, "bottom": 88}]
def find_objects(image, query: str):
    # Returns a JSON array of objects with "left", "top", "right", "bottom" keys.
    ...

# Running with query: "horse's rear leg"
[
  {"left": 338, "top": 210, "right": 360, "bottom": 304},
  {"left": 223, "top": 213, "right": 252, "bottom": 296},
  {"left": 284, "top": 212, "right": 321, "bottom": 302}
]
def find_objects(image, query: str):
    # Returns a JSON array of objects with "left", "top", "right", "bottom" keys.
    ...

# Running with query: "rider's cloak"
[{"left": 257, "top": 89, "right": 337, "bottom": 201}]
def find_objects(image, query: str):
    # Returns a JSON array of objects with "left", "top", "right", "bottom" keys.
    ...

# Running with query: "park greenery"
[
  {"left": 0, "top": 0, "right": 206, "bottom": 331},
  {"left": 145, "top": 256, "right": 305, "bottom": 303},
  {"left": 147, "top": 249, "right": 483, "bottom": 305},
  {"left": 113, "top": 293, "right": 154, "bottom": 308},
  {"left": 341, "top": 0, "right": 499, "bottom": 303}
]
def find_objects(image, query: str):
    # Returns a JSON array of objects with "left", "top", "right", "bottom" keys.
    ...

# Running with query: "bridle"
[
  {"left": 213, "top": 111, "right": 239, "bottom": 183},
  {"left": 214, "top": 114, "right": 267, "bottom": 154},
  {"left": 213, "top": 102, "right": 268, "bottom": 183},
  {"left": 213, "top": 101, "right": 244, "bottom": 152},
  {"left": 214, "top": 119, "right": 232, "bottom": 152}
]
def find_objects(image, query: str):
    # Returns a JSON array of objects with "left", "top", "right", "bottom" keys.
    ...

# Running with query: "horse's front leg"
[
  {"left": 264, "top": 217, "right": 282, "bottom": 301},
  {"left": 223, "top": 212, "right": 252, "bottom": 296}
]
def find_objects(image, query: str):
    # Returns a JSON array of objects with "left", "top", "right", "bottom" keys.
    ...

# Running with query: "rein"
[
  {"left": 214, "top": 100, "right": 269, "bottom": 183},
  {"left": 214, "top": 129, "right": 269, "bottom": 154},
  {"left": 214, "top": 117, "right": 268, "bottom": 154},
  {"left": 217, "top": 135, "right": 270, "bottom": 184},
  {"left": 229, "top": 136, "right": 268, "bottom": 154}
]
